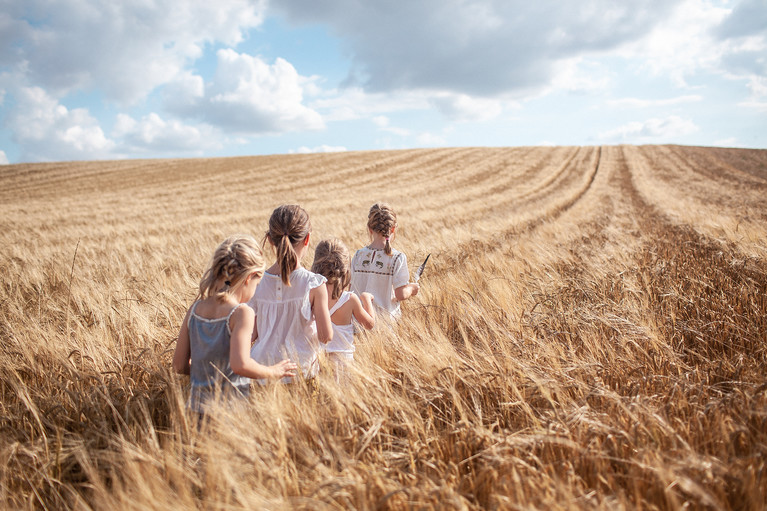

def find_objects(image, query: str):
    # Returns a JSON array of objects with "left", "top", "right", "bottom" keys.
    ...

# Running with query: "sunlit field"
[{"left": 1, "top": 145, "right": 766, "bottom": 510}]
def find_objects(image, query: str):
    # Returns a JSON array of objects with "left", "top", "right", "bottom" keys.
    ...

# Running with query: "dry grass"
[{"left": 1, "top": 145, "right": 766, "bottom": 510}]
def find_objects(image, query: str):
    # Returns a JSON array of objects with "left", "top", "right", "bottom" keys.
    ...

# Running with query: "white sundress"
[
  {"left": 324, "top": 290, "right": 355, "bottom": 360},
  {"left": 248, "top": 267, "right": 326, "bottom": 383}
]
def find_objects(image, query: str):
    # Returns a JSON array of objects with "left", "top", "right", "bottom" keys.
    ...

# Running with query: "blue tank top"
[{"left": 187, "top": 302, "right": 250, "bottom": 413}]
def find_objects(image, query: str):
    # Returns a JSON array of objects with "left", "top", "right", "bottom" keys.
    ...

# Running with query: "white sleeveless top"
[
  {"left": 248, "top": 267, "right": 326, "bottom": 383},
  {"left": 324, "top": 291, "right": 355, "bottom": 355}
]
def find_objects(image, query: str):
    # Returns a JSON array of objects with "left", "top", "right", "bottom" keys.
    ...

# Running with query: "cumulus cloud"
[
  {"left": 3, "top": 0, "right": 266, "bottom": 103},
  {"left": 0, "top": 150, "right": 8, "bottom": 165},
  {"left": 274, "top": 0, "right": 679, "bottom": 96},
  {"left": 165, "top": 49, "right": 324, "bottom": 134},
  {"left": 598, "top": 115, "right": 699, "bottom": 142},
  {"left": 7, "top": 86, "right": 115, "bottom": 162},
  {"left": 113, "top": 113, "right": 220, "bottom": 154}
]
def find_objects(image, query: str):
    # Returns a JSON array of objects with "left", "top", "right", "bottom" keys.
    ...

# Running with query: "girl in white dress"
[
  {"left": 248, "top": 205, "right": 333, "bottom": 383},
  {"left": 172, "top": 235, "right": 297, "bottom": 415},
  {"left": 311, "top": 238, "right": 376, "bottom": 377},
  {"left": 350, "top": 203, "right": 419, "bottom": 320}
]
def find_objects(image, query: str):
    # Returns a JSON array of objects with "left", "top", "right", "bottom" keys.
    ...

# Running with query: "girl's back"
[
  {"left": 187, "top": 302, "right": 250, "bottom": 413},
  {"left": 350, "top": 246, "right": 409, "bottom": 317},
  {"left": 249, "top": 266, "right": 326, "bottom": 381}
]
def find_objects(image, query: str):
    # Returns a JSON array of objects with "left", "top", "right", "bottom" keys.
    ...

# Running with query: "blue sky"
[{"left": 0, "top": 0, "right": 765, "bottom": 164}]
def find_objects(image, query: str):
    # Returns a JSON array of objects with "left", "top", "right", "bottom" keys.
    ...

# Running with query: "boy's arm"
[{"left": 353, "top": 292, "right": 376, "bottom": 329}]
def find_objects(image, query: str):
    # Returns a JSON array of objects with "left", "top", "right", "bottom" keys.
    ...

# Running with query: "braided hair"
[
  {"left": 367, "top": 203, "right": 397, "bottom": 256},
  {"left": 311, "top": 238, "right": 350, "bottom": 300},
  {"left": 198, "top": 235, "right": 264, "bottom": 301},
  {"left": 265, "top": 204, "right": 311, "bottom": 286}
]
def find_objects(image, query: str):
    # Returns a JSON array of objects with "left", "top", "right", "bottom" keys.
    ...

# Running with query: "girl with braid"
[
  {"left": 248, "top": 205, "right": 333, "bottom": 384},
  {"left": 173, "top": 235, "right": 297, "bottom": 415},
  {"left": 350, "top": 203, "right": 419, "bottom": 320},
  {"left": 311, "top": 238, "right": 376, "bottom": 376}
]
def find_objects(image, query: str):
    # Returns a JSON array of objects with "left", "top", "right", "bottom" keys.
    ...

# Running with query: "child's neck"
[
  {"left": 326, "top": 284, "right": 338, "bottom": 307},
  {"left": 267, "top": 261, "right": 301, "bottom": 275},
  {"left": 368, "top": 233, "right": 389, "bottom": 250}
]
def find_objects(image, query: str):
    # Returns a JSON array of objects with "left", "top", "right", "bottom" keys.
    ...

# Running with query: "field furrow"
[{"left": 1, "top": 145, "right": 765, "bottom": 510}]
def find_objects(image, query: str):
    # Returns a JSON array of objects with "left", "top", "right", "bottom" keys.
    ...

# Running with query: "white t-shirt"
[
  {"left": 248, "top": 267, "right": 326, "bottom": 383},
  {"left": 350, "top": 247, "right": 409, "bottom": 318}
]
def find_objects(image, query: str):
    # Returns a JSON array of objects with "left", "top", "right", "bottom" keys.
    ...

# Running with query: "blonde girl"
[
  {"left": 311, "top": 238, "right": 376, "bottom": 373},
  {"left": 248, "top": 205, "right": 333, "bottom": 383},
  {"left": 350, "top": 203, "right": 419, "bottom": 319},
  {"left": 173, "top": 235, "right": 298, "bottom": 414}
]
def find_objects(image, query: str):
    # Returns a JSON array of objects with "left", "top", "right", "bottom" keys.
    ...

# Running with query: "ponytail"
[
  {"left": 266, "top": 204, "right": 312, "bottom": 287},
  {"left": 275, "top": 233, "right": 298, "bottom": 286}
]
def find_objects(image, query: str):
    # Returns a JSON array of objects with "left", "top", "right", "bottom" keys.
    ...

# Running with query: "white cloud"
[
  {"left": 167, "top": 49, "right": 324, "bottom": 134},
  {"left": 607, "top": 95, "right": 704, "bottom": 108},
  {"left": 738, "top": 100, "right": 767, "bottom": 112},
  {"left": 429, "top": 93, "right": 504, "bottom": 122},
  {"left": 291, "top": 145, "right": 347, "bottom": 154},
  {"left": 312, "top": 87, "right": 430, "bottom": 122},
  {"left": 113, "top": 113, "right": 219, "bottom": 154},
  {"left": 416, "top": 132, "right": 447, "bottom": 146},
  {"left": 551, "top": 58, "right": 612, "bottom": 95},
  {"left": 598, "top": 115, "right": 699, "bottom": 142},
  {"left": 0, "top": 150, "right": 8, "bottom": 165},
  {"left": 275, "top": 0, "right": 680, "bottom": 96},
  {"left": 8, "top": 86, "right": 115, "bottom": 162},
  {"left": 4, "top": 0, "right": 267, "bottom": 103},
  {"left": 713, "top": 137, "right": 745, "bottom": 147}
]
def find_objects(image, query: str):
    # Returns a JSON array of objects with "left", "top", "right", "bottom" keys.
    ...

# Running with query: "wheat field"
[{"left": 1, "top": 145, "right": 766, "bottom": 510}]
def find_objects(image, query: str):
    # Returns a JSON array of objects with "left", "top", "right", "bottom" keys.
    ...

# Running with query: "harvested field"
[{"left": 1, "top": 145, "right": 766, "bottom": 509}]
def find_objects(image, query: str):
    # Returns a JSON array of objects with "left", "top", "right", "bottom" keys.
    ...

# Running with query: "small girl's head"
[
  {"left": 265, "top": 204, "right": 311, "bottom": 286},
  {"left": 199, "top": 235, "right": 264, "bottom": 302},
  {"left": 311, "top": 238, "right": 350, "bottom": 301},
  {"left": 367, "top": 202, "right": 397, "bottom": 256}
]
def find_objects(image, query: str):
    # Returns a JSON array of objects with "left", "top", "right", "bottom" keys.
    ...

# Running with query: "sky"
[{"left": 0, "top": 0, "right": 766, "bottom": 164}]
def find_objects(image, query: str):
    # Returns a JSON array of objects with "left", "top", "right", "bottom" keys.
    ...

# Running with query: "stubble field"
[{"left": 1, "top": 145, "right": 766, "bottom": 510}]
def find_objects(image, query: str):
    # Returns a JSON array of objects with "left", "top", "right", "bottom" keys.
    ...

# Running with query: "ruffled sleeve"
[{"left": 301, "top": 271, "right": 328, "bottom": 321}]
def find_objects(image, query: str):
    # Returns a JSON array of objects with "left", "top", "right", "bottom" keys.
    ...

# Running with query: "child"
[
  {"left": 248, "top": 204, "right": 333, "bottom": 383},
  {"left": 350, "top": 203, "right": 419, "bottom": 319},
  {"left": 311, "top": 238, "right": 376, "bottom": 375},
  {"left": 172, "top": 235, "right": 298, "bottom": 414}
]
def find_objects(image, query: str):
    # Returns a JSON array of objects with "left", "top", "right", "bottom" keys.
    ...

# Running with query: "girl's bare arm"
[
  {"left": 311, "top": 283, "right": 333, "bottom": 343},
  {"left": 353, "top": 292, "right": 376, "bottom": 329},
  {"left": 229, "top": 306, "right": 297, "bottom": 379},
  {"left": 394, "top": 282, "right": 420, "bottom": 302},
  {"left": 172, "top": 308, "right": 192, "bottom": 374}
]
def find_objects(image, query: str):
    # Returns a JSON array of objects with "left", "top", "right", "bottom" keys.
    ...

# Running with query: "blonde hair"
[
  {"left": 367, "top": 203, "right": 397, "bottom": 256},
  {"left": 265, "top": 204, "right": 311, "bottom": 286},
  {"left": 198, "top": 235, "right": 265, "bottom": 301},
  {"left": 311, "top": 238, "right": 350, "bottom": 301}
]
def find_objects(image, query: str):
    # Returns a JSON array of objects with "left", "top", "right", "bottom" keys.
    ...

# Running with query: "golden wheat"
[{"left": 1, "top": 145, "right": 765, "bottom": 509}]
